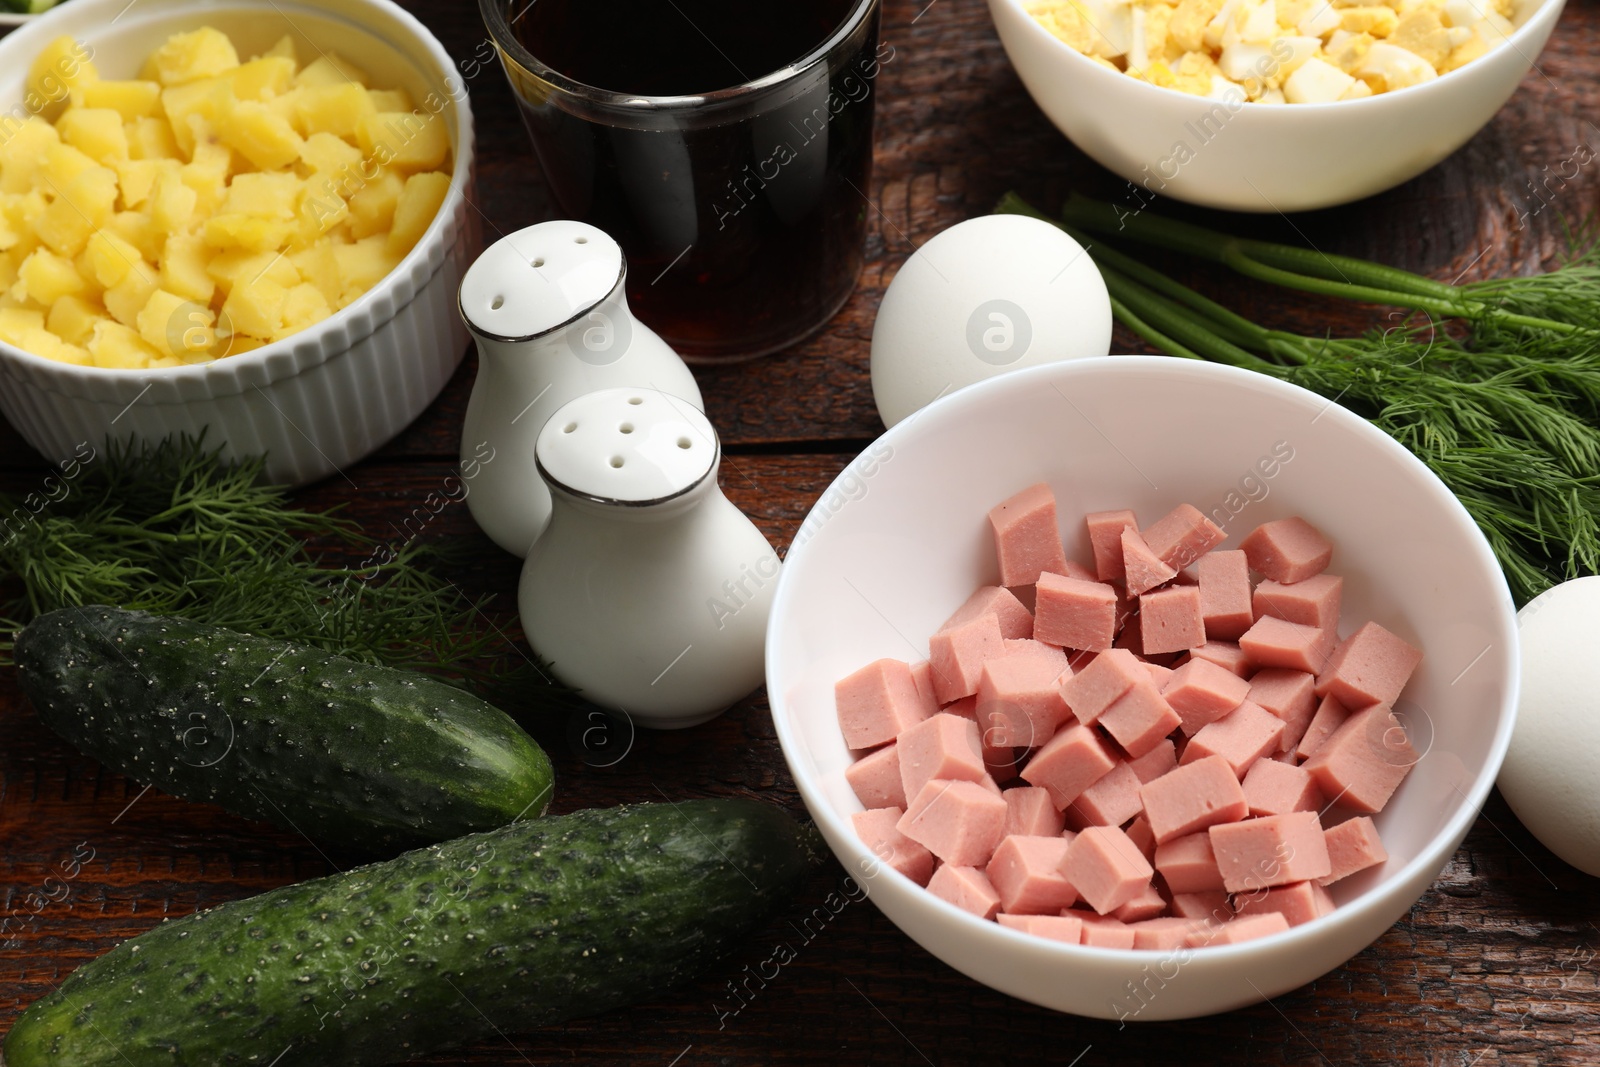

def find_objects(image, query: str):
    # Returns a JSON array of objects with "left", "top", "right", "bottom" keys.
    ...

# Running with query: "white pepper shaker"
[
  {"left": 458, "top": 221, "right": 703, "bottom": 557},
  {"left": 518, "top": 388, "right": 778, "bottom": 728}
]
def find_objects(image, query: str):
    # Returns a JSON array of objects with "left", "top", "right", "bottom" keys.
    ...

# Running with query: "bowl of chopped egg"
[
  {"left": 0, "top": 0, "right": 477, "bottom": 485},
  {"left": 988, "top": 0, "right": 1564, "bottom": 210}
]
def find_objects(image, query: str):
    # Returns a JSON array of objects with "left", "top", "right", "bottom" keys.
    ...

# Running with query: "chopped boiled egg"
[{"left": 1283, "top": 56, "right": 1357, "bottom": 102}]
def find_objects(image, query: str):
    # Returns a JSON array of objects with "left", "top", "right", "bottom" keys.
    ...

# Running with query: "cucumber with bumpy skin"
[
  {"left": 14, "top": 606, "right": 554, "bottom": 853},
  {"left": 1, "top": 800, "right": 818, "bottom": 1066}
]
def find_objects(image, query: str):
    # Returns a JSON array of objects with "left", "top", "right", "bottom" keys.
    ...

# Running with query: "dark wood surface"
[{"left": 3, "top": 0, "right": 1600, "bottom": 1063}]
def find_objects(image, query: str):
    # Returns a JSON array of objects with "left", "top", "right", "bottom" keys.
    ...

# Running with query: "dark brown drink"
[{"left": 483, "top": 0, "right": 884, "bottom": 361}]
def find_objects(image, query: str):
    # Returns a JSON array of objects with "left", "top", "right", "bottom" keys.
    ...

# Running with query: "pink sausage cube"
[
  {"left": 1122, "top": 526, "right": 1178, "bottom": 597},
  {"left": 1239, "top": 517, "right": 1333, "bottom": 584},
  {"left": 1072, "top": 911, "right": 1136, "bottom": 948},
  {"left": 836, "top": 658, "right": 937, "bottom": 749},
  {"left": 1318, "top": 815, "right": 1389, "bottom": 885},
  {"left": 940, "top": 585, "right": 1035, "bottom": 641},
  {"left": 846, "top": 743, "right": 906, "bottom": 810},
  {"left": 1154, "top": 831, "right": 1226, "bottom": 893},
  {"left": 1302, "top": 703, "right": 1417, "bottom": 813},
  {"left": 1162, "top": 658, "right": 1251, "bottom": 736},
  {"left": 1099, "top": 679, "right": 1183, "bottom": 759},
  {"left": 986, "top": 835, "right": 1078, "bottom": 914},
  {"left": 928, "top": 612, "right": 1007, "bottom": 705},
  {"left": 928, "top": 864, "right": 1002, "bottom": 920},
  {"left": 1124, "top": 814, "right": 1157, "bottom": 862},
  {"left": 998, "top": 913, "right": 1085, "bottom": 943},
  {"left": 1189, "top": 640, "right": 1252, "bottom": 678},
  {"left": 1197, "top": 550, "right": 1255, "bottom": 641},
  {"left": 1140, "top": 755, "right": 1249, "bottom": 844},
  {"left": 1001, "top": 638, "right": 1071, "bottom": 673},
  {"left": 1170, "top": 891, "right": 1230, "bottom": 922},
  {"left": 1003, "top": 786, "right": 1066, "bottom": 838},
  {"left": 1127, "top": 738, "right": 1178, "bottom": 784},
  {"left": 1232, "top": 880, "right": 1334, "bottom": 927},
  {"left": 1253, "top": 574, "right": 1343, "bottom": 632},
  {"left": 1059, "top": 647, "right": 1144, "bottom": 725},
  {"left": 1247, "top": 668, "right": 1318, "bottom": 754},
  {"left": 1034, "top": 573, "right": 1118, "bottom": 652},
  {"left": 898, "top": 778, "right": 1009, "bottom": 867},
  {"left": 1181, "top": 701, "right": 1285, "bottom": 778},
  {"left": 1087, "top": 509, "right": 1138, "bottom": 582},
  {"left": 1065, "top": 825, "right": 1154, "bottom": 914},
  {"left": 1111, "top": 881, "right": 1168, "bottom": 923},
  {"left": 1208, "top": 811, "right": 1331, "bottom": 893},
  {"left": 1143, "top": 661, "right": 1176, "bottom": 687},
  {"left": 852, "top": 807, "right": 934, "bottom": 886},
  {"left": 1069, "top": 760, "right": 1144, "bottom": 828},
  {"left": 910, "top": 660, "right": 939, "bottom": 710},
  {"left": 1297, "top": 694, "right": 1351, "bottom": 761},
  {"left": 1241, "top": 757, "right": 1324, "bottom": 817},
  {"left": 1239, "top": 615, "right": 1337, "bottom": 675},
  {"left": 898, "top": 712, "right": 988, "bottom": 802},
  {"left": 977, "top": 652, "right": 1072, "bottom": 751},
  {"left": 1203, "top": 912, "right": 1290, "bottom": 945},
  {"left": 1131, "top": 916, "right": 1212, "bottom": 950},
  {"left": 1142, "top": 503, "right": 1226, "bottom": 571},
  {"left": 1139, "top": 585, "right": 1207, "bottom": 655},
  {"left": 1020, "top": 723, "right": 1118, "bottom": 809},
  {"left": 989, "top": 483, "right": 1069, "bottom": 587},
  {"left": 1315, "top": 621, "right": 1423, "bottom": 710}
]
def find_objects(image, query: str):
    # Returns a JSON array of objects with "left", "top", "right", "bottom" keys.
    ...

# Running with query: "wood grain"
[{"left": 3, "top": 0, "right": 1600, "bottom": 1061}]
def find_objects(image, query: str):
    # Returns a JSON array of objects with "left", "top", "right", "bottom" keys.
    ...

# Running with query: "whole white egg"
[
  {"left": 869, "top": 214, "right": 1113, "bottom": 428},
  {"left": 1499, "top": 576, "right": 1600, "bottom": 877}
]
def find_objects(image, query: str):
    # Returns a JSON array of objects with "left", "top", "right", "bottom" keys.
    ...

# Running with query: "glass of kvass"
[{"left": 480, "top": 0, "right": 884, "bottom": 363}]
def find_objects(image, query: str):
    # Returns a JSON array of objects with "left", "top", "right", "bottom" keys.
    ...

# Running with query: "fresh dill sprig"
[
  {"left": 997, "top": 192, "right": 1600, "bottom": 604},
  {"left": 0, "top": 435, "right": 583, "bottom": 714}
]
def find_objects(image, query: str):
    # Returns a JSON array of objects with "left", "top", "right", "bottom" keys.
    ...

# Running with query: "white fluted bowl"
[{"left": 0, "top": 0, "right": 479, "bottom": 485}]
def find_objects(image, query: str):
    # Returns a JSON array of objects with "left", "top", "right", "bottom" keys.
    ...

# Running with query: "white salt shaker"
[
  {"left": 458, "top": 221, "right": 703, "bottom": 557},
  {"left": 518, "top": 388, "right": 778, "bottom": 728}
]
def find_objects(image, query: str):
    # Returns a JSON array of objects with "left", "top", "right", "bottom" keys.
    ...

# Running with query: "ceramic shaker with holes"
[
  {"left": 457, "top": 221, "right": 703, "bottom": 557},
  {"left": 518, "top": 388, "right": 779, "bottom": 727}
]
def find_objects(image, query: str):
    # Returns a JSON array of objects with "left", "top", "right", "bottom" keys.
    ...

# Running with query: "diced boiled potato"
[
  {"left": 84, "top": 229, "right": 146, "bottom": 288},
  {"left": 0, "top": 306, "right": 45, "bottom": 344},
  {"left": 159, "top": 232, "right": 215, "bottom": 304},
  {"left": 152, "top": 27, "right": 241, "bottom": 87},
  {"left": 114, "top": 157, "right": 170, "bottom": 209},
  {"left": 294, "top": 54, "right": 370, "bottom": 89},
  {"left": 150, "top": 167, "right": 199, "bottom": 231},
  {"left": 347, "top": 168, "right": 404, "bottom": 239},
  {"left": 36, "top": 168, "right": 118, "bottom": 257},
  {"left": 296, "top": 176, "right": 351, "bottom": 241},
  {"left": 180, "top": 142, "right": 232, "bottom": 213},
  {"left": 43, "top": 141, "right": 101, "bottom": 189},
  {"left": 388, "top": 171, "right": 450, "bottom": 257},
  {"left": 81, "top": 80, "right": 163, "bottom": 121},
  {"left": 222, "top": 274, "right": 287, "bottom": 337},
  {"left": 20, "top": 326, "right": 90, "bottom": 365},
  {"left": 231, "top": 56, "right": 297, "bottom": 101},
  {"left": 128, "top": 116, "right": 181, "bottom": 161},
  {"left": 0, "top": 118, "right": 60, "bottom": 195},
  {"left": 367, "top": 88, "right": 414, "bottom": 113},
  {"left": 204, "top": 213, "right": 296, "bottom": 253},
  {"left": 26, "top": 36, "right": 97, "bottom": 121},
  {"left": 207, "top": 248, "right": 299, "bottom": 293},
  {"left": 88, "top": 319, "right": 160, "bottom": 368},
  {"left": 103, "top": 267, "right": 160, "bottom": 326},
  {"left": 289, "top": 238, "right": 341, "bottom": 307},
  {"left": 334, "top": 234, "right": 399, "bottom": 301},
  {"left": 257, "top": 35, "right": 298, "bottom": 66},
  {"left": 161, "top": 77, "right": 236, "bottom": 155},
  {"left": 357, "top": 112, "right": 450, "bottom": 172},
  {"left": 293, "top": 83, "right": 376, "bottom": 140},
  {"left": 278, "top": 281, "right": 332, "bottom": 337},
  {"left": 106, "top": 210, "right": 162, "bottom": 262},
  {"left": 299, "top": 131, "right": 362, "bottom": 177},
  {"left": 136, "top": 287, "right": 202, "bottom": 357},
  {"left": 221, "top": 171, "right": 302, "bottom": 219},
  {"left": 58, "top": 108, "right": 129, "bottom": 164},
  {"left": 47, "top": 294, "right": 104, "bottom": 345},
  {"left": 16, "top": 248, "right": 85, "bottom": 304},
  {"left": 221, "top": 102, "right": 304, "bottom": 171}
]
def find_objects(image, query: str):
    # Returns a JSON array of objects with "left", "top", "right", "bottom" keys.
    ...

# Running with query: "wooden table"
[{"left": 4, "top": 0, "right": 1599, "bottom": 1062}]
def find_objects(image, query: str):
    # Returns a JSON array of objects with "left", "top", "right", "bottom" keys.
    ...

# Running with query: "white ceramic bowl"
[
  {"left": 767, "top": 357, "right": 1518, "bottom": 1020},
  {"left": 0, "top": 0, "right": 479, "bottom": 485},
  {"left": 987, "top": 0, "right": 1565, "bottom": 211}
]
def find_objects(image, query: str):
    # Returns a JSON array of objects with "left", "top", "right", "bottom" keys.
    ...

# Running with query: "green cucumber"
[
  {"left": 14, "top": 606, "right": 554, "bottom": 853},
  {"left": 2, "top": 800, "right": 818, "bottom": 1066}
]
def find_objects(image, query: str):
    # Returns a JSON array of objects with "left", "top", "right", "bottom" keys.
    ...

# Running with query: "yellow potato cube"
[
  {"left": 367, "top": 88, "right": 414, "bottom": 113},
  {"left": 299, "top": 131, "right": 363, "bottom": 177},
  {"left": 357, "top": 112, "right": 449, "bottom": 172},
  {"left": 58, "top": 108, "right": 130, "bottom": 164},
  {"left": 0, "top": 306, "right": 45, "bottom": 344},
  {"left": 278, "top": 281, "right": 331, "bottom": 336},
  {"left": 265, "top": 86, "right": 305, "bottom": 127},
  {"left": 81, "top": 80, "right": 163, "bottom": 121},
  {"left": 204, "top": 213, "right": 295, "bottom": 253},
  {"left": 115, "top": 157, "right": 171, "bottom": 209},
  {"left": 135, "top": 287, "right": 198, "bottom": 357},
  {"left": 347, "top": 167, "right": 404, "bottom": 239},
  {"left": 26, "top": 36, "right": 97, "bottom": 121},
  {"left": 294, "top": 54, "right": 370, "bottom": 89},
  {"left": 0, "top": 215, "right": 20, "bottom": 253},
  {"left": 158, "top": 232, "right": 215, "bottom": 304},
  {"left": 106, "top": 210, "right": 162, "bottom": 263},
  {"left": 257, "top": 35, "right": 298, "bottom": 67},
  {"left": 35, "top": 169, "right": 118, "bottom": 257},
  {"left": 221, "top": 274, "right": 287, "bottom": 337},
  {"left": 47, "top": 294, "right": 105, "bottom": 345},
  {"left": 88, "top": 319, "right": 160, "bottom": 368},
  {"left": 152, "top": 27, "right": 240, "bottom": 87},
  {"left": 150, "top": 167, "right": 199, "bottom": 231},
  {"left": 387, "top": 170, "right": 450, "bottom": 256},
  {"left": 333, "top": 233, "right": 399, "bottom": 300},
  {"left": 296, "top": 176, "right": 351, "bottom": 241},
  {"left": 103, "top": 267, "right": 159, "bottom": 326},
  {"left": 221, "top": 171, "right": 301, "bottom": 218},
  {"left": 16, "top": 247, "right": 85, "bottom": 305},
  {"left": 128, "top": 116, "right": 181, "bottom": 161},
  {"left": 221, "top": 101, "right": 303, "bottom": 171},
  {"left": 161, "top": 76, "right": 236, "bottom": 156},
  {"left": 293, "top": 83, "right": 376, "bottom": 140},
  {"left": 289, "top": 238, "right": 341, "bottom": 307},
  {"left": 180, "top": 142, "right": 232, "bottom": 213},
  {"left": 0, "top": 117, "right": 60, "bottom": 194},
  {"left": 207, "top": 248, "right": 299, "bottom": 293},
  {"left": 20, "top": 326, "right": 90, "bottom": 365},
  {"left": 85, "top": 230, "right": 146, "bottom": 288},
  {"left": 231, "top": 56, "right": 297, "bottom": 101},
  {"left": 42, "top": 141, "right": 101, "bottom": 189}
]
